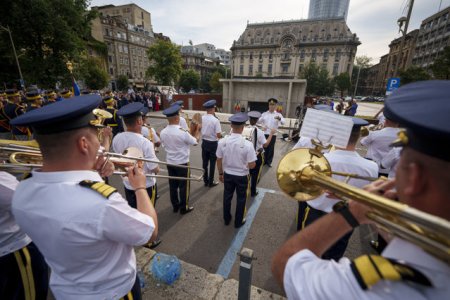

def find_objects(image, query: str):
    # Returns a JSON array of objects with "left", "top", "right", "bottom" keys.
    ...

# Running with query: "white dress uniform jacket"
[
  {"left": 201, "top": 114, "right": 221, "bottom": 141},
  {"left": 12, "top": 170, "right": 155, "bottom": 300},
  {"left": 360, "top": 127, "right": 400, "bottom": 173},
  {"left": 112, "top": 131, "right": 159, "bottom": 189},
  {"left": 381, "top": 147, "right": 401, "bottom": 178},
  {"left": 160, "top": 125, "right": 198, "bottom": 164},
  {"left": 141, "top": 126, "right": 160, "bottom": 144},
  {"left": 252, "top": 126, "right": 267, "bottom": 151},
  {"left": 216, "top": 133, "right": 257, "bottom": 176},
  {"left": 179, "top": 116, "right": 189, "bottom": 130},
  {"left": 283, "top": 237, "right": 450, "bottom": 300},
  {"left": 258, "top": 111, "right": 285, "bottom": 135},
  {"left": 0, "top": 172, "right": 31, "bottom": 257},
  {"left": 307, "top": 150, "right": 378, "bottom": 213}
]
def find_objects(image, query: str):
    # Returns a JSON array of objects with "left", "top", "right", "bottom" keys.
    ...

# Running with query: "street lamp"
[
  {"left": 0, "top": 25, "right": 25, "bottom": 88},
  {"left": 66, "top": 61, "right": 73, "bottom": 74},
  {"left": 394, "top": 0, "right": 415, "bottom": 76}
]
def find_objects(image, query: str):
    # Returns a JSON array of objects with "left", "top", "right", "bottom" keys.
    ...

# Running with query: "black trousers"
[
  {"left": 201, "top": 140, "right": 218, "bottom": 185},
  {"left": 167, "top": 163, "right": 190, "bottom": 212},
  {"left": 223, "top": 173, "right": 250, "bottom": 227},
  {"left": 0, "top": 242, "right": 49, "bottom": 300},
  {"left": 297, "top": 203, "right": 352, "bottom": 261},
  {"left": 264, "top": 134, "right": 276, "bottom": 165},
  {"left": 121, "top": 274, "right": 142, "bottom": 300},
  {"left": 124, "top": 185, "right": 157, "bottom": 209},
  {"left": 249, "top": 151, "right": 264, "bottom": 196}
]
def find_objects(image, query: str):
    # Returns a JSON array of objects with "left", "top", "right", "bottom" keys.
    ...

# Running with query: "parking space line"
[{"left": 216, "top": 188, "right": 276, "bottom": 278}]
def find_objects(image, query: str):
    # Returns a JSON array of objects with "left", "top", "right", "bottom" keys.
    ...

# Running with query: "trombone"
[
  {"left": 0, "top": 143, "right": 204, "bottom": 182},
  {"left": 276, "top": 147, "right": 450, "bottom": 264}
]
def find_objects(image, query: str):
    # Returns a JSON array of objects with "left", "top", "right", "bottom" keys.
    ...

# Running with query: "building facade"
[
  {"left": 230, "top": 18, "right": 359, "bottom": 80},
  {"left": 91, "top": 4, "right": 156, "bottom": 90},
  {"left": 412, "top": 6, "right": 450, "bottom": 68},
  {"left": 308, "top": 0, "right": 350, "bottom": 21},
  {"left": 180, "top": 45, "right": 221, "bottom": 79}
]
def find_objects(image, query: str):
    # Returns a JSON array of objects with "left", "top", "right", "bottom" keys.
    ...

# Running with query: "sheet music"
[{"left": 299, "top": 108, "right": 353, "bottom": 148}]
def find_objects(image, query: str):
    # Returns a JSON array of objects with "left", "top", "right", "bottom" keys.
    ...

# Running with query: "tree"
[
  {"left": 146, "top": 40, "right": 183, "bottom": 85},
  {"left": 334, "top": 72, "right": 351, "bottom": 97},
  {"left": 0, "top": 0, "right": 97, "bottom": 87},
  {"left": 116, "top": 75, "right": 129, "bottom": 91},
  {"left": 399, "top": 66, "right": 431, "bottom": 85},
  {"left": 79, "top": 57, "right": 109, "bottom": 90},
  {"left": 351, "top": 55, "right": 373, "bottom": 96},
  {"left": 178, "top": 69, "right": 200, "bottom": 92},
  {"left": 209, "top": 71, "right": 223, "bottom": 92},
  {"left": 299, "top": 63, "right": 334, "bottom": 96},
  {"left": 431, "top": 46, "right": 450, "bottom": 79}
]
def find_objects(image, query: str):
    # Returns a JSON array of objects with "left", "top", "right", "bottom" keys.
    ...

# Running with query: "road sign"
[{"left": 386, "top": 77, "right": 400, "bottom": 95}]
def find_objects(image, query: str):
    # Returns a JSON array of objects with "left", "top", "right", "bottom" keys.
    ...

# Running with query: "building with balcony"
[
  {"left": 308, "top": 0, "right": 350, "bottom": 21},
  {"left": 230, "top": 18, "right": 360, "bottom": 79},
  {"left": 180, "top": 45, "right": 221, "bottom": 79}
]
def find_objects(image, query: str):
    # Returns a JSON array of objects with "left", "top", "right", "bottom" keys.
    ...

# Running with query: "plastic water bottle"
[
  {"left": 150, "top": 253, "right": 181, "bottom": 285},
  {"left": 137, "top": 270, "right": 146, "bottom": 288}
]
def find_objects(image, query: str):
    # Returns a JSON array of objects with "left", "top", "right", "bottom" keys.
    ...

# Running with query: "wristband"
[
  {"left": 135, "top": 187, "right": 147, "bottom": 192},
  {"left": 332, "top": 201, "right": 359, "bottom": 229}
]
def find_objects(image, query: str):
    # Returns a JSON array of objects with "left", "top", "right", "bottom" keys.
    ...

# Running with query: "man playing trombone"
[{"left": 272, "top": 81, "right": 450, "bottom": 299}]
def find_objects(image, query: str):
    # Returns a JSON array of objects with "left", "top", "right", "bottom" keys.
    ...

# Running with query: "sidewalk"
[{"left": 136, "top": 248, "right": 285, "bottom": 300}]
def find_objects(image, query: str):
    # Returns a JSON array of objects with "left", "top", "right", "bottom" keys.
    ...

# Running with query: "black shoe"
[
  {"left": 180, "top": 206, "right": 194, "bottom": 215},
  {"left": 209, "top": 181, "right": 219, "bottom": 187},
  {"left": 204, "top": 182, "right": 209, "bottom": 187},
  {"left": 266, "top": 163, "right": 272, "bottom": 167},
  {"left": 224, "top": 219, "right": 231, "bottom": 226},
  {"left": 173, "top": 207, "right": 179, "bottom": 213},
  {"left": 144, "top": 239, "right": 162, "bottom": 249},
  {"left": 235, "top": 218, "right": 246, "bottom": 228},
  {"left": 251, "top": 191, "right": 259, "bottom": 197}
]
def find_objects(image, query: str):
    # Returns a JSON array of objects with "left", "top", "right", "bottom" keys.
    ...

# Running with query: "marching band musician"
[
  {"left": 2, "top": 89, "right": 30, "bottom": 141},
  {"left": 216, "top": 112, "right": 257, "bottom": 228},
  {"left": 172, "top": 100, "right": 189, "bottom": 130},
  {"left": 0, "top": 171, "right": 49, "bottom": 299},
  {"left": 297, "top": 116, "right": 378, "bottom": 259},
  {"left": 160, "top": 104, "right": 201, "bottom": 215},
  {"left": 25, "top": 90, "right": 43, "bottom": 112},
  {"left": 112, "top": 103, "right": 160, "bottom": 225},
  {"left": 60, "top": 88, "right": 72, "bottom": 99},
  {"left": 102, "top": 95, "right": 124, "bottom": 137},
  {"left": 258, "top": 98, "right": 285, "bottom": 167},
  {"left": 44, "top": 90, "right": 57, "bottom": 105},
  {"left": 201, "top": 99, "right": 222, "bottom": 187},
  {"left": 360, "top": 111, "right": 400, "bottom": 177},
  {"left": 142, "top": 115, "right": 161, "bottom": 150},
  {"left": 10, "top": 95, "right": 158, "bottom": 299},
  {"left": 247, "top": 111, "right": 275, "bottom": 197},
  {"left": 272, "top": 80, "right": 450, "bottom": 299}
]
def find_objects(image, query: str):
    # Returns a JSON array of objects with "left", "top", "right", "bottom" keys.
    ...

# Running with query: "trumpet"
[
  {"left": 276, "top": 147, "right": 450, "bottom": 263},
  {"left": 0, "top": 143, "right": 204, "bottom": 181}
]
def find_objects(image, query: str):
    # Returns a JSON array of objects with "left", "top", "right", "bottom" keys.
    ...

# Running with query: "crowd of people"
[{"left": 1, "top": 80, "right": 449, "bottom": 299}]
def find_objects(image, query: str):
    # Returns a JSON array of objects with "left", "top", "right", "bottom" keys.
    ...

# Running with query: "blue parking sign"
[{"left": 386, "top": 78, "right": 400, "bottom": 95}]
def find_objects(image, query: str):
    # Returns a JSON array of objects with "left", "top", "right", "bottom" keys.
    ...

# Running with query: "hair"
[
  {"left": 249, "top": 118, "right": 257, "bottom": 125},
  {"left": 347, "top": 127, "right": 361, "bottom": 146},
  {"left": 231, "top": 123, "right": 244, "bottom": 132},
  {"left": 123, "top": 115, "right": 141, "bottom": 127}
]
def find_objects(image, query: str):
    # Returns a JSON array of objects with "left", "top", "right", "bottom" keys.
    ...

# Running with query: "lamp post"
[
  {"left": 66, "top": 61, "right": 73, "bottom": 74},
  {"left": 394, "top": 0, "right": 415, "bottom": 76},
  {"left": 0, "top": 25, "right": 25, "bottom": 88}
]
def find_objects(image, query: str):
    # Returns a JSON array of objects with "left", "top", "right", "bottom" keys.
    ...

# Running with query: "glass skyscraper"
[{"left": 308, "top": 0, "right": 350, "bottom": 20}]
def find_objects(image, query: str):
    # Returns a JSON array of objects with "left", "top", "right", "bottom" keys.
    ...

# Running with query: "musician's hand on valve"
[
  {"left": 95, "top": 155, "right": 114, "bottom": 177},
  {"left": 128, "top": 164, "right": 147, "bottom": 190},
  {"left": 364, "top": 178, "right": 397, "bottom": 200}
]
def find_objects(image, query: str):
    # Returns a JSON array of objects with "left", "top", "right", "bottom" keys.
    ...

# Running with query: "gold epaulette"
[
  {"left": 350, "top": 255, "right": 432, "bottom": 290},
  {"left": 79, "top": 180, "right": 117, "bottom": 199}
]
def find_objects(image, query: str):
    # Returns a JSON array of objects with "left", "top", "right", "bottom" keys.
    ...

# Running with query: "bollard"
[{"left": 238, "top": 248, "right": 255, "bottom": 300}]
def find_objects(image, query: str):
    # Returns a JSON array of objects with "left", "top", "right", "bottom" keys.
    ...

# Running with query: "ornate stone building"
[{"left": 230, "top": 18, "right": 360, "bottom": 79}]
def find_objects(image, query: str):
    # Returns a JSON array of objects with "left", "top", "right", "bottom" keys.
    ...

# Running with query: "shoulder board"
[
  {"left": 179, "top": 127, "right": 188, "bottom": 132},
  {"left": 350, "top": 255, "right": 432, "bottom": 290},
  {"left": 79, "top": 180, "right": 117, "bottom": 199}
]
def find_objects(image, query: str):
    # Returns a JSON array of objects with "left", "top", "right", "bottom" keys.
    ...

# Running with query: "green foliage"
[
  {"left": 178, "top": 69, "right": 200, "bottom": 92},
  {"left": 116, "top": 75, "right": 129, "bottom": 91},
  {"left": 300, "top": 63, "right": 334, "bottom": 96},
  {"left": 146, "top": 40, "right": 183, "bottom": 85},
  {"left": 200, "top": 72, "right": 212, "bottom": 92},
  {"left": 334, "top": 72, "right": 351, "bottom": 97},
  {"left": 431, "top": 46, "right": 450, "bottom": 80},
  {"left": 399, "top": 66, "right": 431, "bottom": 85},
  {"left": 79, "top": 57, "right": 109, "bottom": 90},
  {"left": 209, "top": 71, "right": 223, "bottom": 92},
  {"left": 0, "top": 0, "right": 97, "bottom": 88}
]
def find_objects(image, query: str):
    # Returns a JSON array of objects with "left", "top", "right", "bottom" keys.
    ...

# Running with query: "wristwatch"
[{"left": 332, "top": 201, "right": 359, "bottom": 228}]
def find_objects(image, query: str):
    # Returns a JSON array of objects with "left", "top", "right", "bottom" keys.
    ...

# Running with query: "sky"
[{"left": 90, "top": 0, "right": 450, "bottom": 64}]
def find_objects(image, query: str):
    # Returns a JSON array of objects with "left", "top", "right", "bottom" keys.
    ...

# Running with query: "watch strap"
[{"left": 334, "top": 201, "right": 359, "bottom": 228}]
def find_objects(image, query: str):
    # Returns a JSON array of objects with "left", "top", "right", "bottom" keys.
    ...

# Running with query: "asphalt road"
[{"left": 108, "top": 105, "right": 381, "bottom": 295}]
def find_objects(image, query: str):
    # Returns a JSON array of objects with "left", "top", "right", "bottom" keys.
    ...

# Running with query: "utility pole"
[
  {"left": 394, "top": 0, "right": 415, "bottom": 76},
  {"left": 0, "top": 25, "right": 24, "bottom": 88}
]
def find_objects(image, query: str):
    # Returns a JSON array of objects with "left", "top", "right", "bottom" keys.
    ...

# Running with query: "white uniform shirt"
[
  {"left": 293, "top": 136, "right": 314, "bottom": 150},
  {"left": 112, "top": 131, "right": 159, "bottom": 189},
  {"left": 160, "top": 125, "right": 197, "bottom": 164},
  {"left": 252, "top": 126, "right": 267, "bottom": 151},
  {"left": 216, "top": 133, "right": 257, "bottom": 176},
  {"left": 179, "top": 116, "right": 189, "bottom": 130},
  {"left": 201, "top": 114, "right": 222, "bottom": 141},
  {"left": 12, "top": 170, "right": 155, "bottom": 300},
  {"left": 284, "top": 238, "right": 450, "bottom": 300},
  {"left": 381, "top": 147, "right": 401, "bottom": 178},
  {"left": 141, "top": 126, "right": 161, "bottom": 144},
  {"left": 0, "top": 172, "right": 31, "bottom": 257},
  {"left": 360, "top": 127, "right": 400, "bottom": 173},
  {"left": 258, "top": 111, "right": 285, "bottom": 135},
  {"left": 308, "top": 150, "right": 378, "bottom": 213}
]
